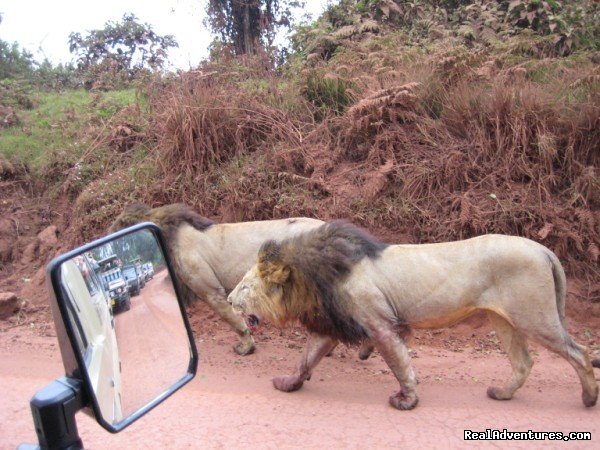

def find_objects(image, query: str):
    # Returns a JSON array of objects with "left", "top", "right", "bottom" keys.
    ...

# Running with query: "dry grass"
[
  {"left": 140, "top": 69, "right": 320, "bottom": 213},
  {"left": 65, "top": 39, "right": 599, "bottom": 300},
  {"left": 319, "top": 51, "right": 599, "bottom": 295}
]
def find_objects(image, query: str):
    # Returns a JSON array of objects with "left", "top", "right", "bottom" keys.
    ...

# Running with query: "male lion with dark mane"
[
  {"left": 228, "top": 221, "right": 598, "bottom": 410},
  {"left": 109, "top": 203, "right": 324, "bottom": 355}
]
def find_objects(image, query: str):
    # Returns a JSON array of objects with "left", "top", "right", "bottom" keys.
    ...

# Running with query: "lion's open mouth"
[{"left": 246, "top": 314, "right": 260, "bottom": 332}]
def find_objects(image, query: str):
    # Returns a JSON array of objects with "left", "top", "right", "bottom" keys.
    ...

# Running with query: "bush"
[
  {"left": 69, "top": 13, "right": 178, "bottom": 90},
  {"left": 0, "top": 40, "right": 35, "bottom": 80},
  {"left": 32, "top": 61, "right": 81, "bottom": 90}
]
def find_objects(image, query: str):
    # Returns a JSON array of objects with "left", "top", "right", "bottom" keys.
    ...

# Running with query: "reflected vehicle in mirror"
[
  {"left": 21, "top": 223, "right": 197, "bottom": 450},
  {"left": 129, "top": 257, "right": 146, "bottom": 289},
  {"left": 97, "top": 254, "right": 130, "bottom": 313},
  {"left": 122, "top": 264, "right": 142, "bottom": 296},
  {"left": 60, "top": 257, "right": 123, "bottom": 424},
  {"left": 142, "top": 262, "right": 154, "bottom": 281},
  {"left": 136, "top": 264, "right": 146, "bottom": 289}
]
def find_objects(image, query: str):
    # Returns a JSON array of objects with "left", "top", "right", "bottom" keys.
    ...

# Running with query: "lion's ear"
[
  {"left": 265, "top": 264, "right": 290, "bottom": 285},
  {"left": 258, "top": 240, "right": 290, "bottom": 285},
  {"left": 259, "top": 240, "right": 282, "bottom": 264}
]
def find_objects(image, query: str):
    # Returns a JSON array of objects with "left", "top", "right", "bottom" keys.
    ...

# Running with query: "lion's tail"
[
  {"left": 545, "top": 249, "right": 600, "bottom": 372},
  {"left": 545, "top": 249, "right": 567, "bottom": 328}
]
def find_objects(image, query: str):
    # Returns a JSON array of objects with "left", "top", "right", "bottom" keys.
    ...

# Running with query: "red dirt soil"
[
  {"left": 1, "top": 171, "right": 599, "bottom": 449},
  {"left": 1, "top": 296, "right": 599, "bottom": 449}
]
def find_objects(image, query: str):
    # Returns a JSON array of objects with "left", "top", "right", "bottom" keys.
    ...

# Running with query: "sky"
[{"left": 0, "top": 0, "right": 329, "bottom": 70}]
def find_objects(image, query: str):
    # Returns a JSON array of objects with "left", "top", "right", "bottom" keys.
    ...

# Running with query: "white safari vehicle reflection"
[
  {"left": 20, "top": 223, "right": 197, "bottom": 449},
  {"left": 61, "top": 258, "right": 123, "bottom": 424}
]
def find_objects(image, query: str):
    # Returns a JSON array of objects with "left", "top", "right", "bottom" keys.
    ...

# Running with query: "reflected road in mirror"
[{"left": 114, "top": 267, "right": 190, "bottom": 418}]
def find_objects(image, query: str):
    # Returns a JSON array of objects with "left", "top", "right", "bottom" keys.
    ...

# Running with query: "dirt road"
[{"left": 2, "top": 304, "right": 599, "bottom": 450}]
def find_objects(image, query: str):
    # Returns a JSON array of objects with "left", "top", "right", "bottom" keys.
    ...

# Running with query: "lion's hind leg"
[
  {"left": 486, "top": 312, "right": 532, "bottom": 401},
  {"left": 535, "top": 330, "right": 598, "bottom": 407},
  {"left": 561, "top": 339, "right": 599, "bottom": 407},
  {"left": 507, "top": 310, "right": 598, "bottom": 407}
]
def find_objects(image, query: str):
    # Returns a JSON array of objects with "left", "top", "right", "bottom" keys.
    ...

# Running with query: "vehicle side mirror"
[{"left": 44, "top": 222, "right": 197, "bottom": 435}]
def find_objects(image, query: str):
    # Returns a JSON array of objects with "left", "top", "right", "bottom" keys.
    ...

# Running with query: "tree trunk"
[{"left": 242, "top": 2, "right": 255, "bottom": 55}]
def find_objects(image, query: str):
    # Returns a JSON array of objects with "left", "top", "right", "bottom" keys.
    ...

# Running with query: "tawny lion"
[
  {"left": 109, "top": 203, "right": 323, "bottom": 355},
  {"left": 228, "top": 221, "right": 598, "bottom": 410}
]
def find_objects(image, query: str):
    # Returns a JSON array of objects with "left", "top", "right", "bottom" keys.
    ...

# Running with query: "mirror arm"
[{"left": 21, "top": 376, "right": 88, "bottom": 450}]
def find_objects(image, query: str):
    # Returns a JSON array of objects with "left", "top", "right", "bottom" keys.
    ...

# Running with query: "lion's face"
[{"left": 228, "top": 264, "right": 287, "bottom": 330}]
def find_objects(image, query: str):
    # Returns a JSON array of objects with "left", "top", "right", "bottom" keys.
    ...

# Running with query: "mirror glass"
[{"left": 57, "top": 228, "right": 193, "bottom": 426}]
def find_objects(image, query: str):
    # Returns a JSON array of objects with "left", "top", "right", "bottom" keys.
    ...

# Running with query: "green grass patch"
[{"left": 0, "top": 88, "right": 139, "bottom": 170}]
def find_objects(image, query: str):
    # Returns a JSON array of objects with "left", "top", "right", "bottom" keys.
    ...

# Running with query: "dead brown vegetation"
[
  {"left": 134, "top": 44, "right": 599, "bottom": 300},
  {"left": 142, "top": 68, "right": 318, "bottom": 212},
  {"left": 10, "top": 26, "right": 582, "bottom": 305}
]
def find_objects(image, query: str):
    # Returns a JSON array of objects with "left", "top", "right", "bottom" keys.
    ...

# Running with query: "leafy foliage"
[
  {"left": 68, "top": 14, "right": 178, "bottom": 89},
  {"left": 505, "top": 0, "right": 600, "bottom": 54},
  {"left": 0, "top": 15, "right": 78, "bottom": 92},
  {"left": 0, "top": 40, "right": 36, "bottom": 81},
  {"left": 297, "top": 0, "right": 599, "bottom": 57},
  {"left": 0, "top": 79, "right": 36, "bottom": 112},
  {"left": 31, "top": 61, "right": 80, "bottom": 90},
  {"left": 206, "top": 0, "right": 304, "bottom": 56}
]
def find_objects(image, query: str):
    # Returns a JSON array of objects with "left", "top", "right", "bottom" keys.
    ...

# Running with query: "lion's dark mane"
[
  {"left": 278, "top": 220, "right": 388, "bottom": 344},
  {"left": 111, "top": 202, "right": 213, "bottom": 242},
  {"left": 151, "top": 203, "right": 214, "bottom": 242},
  {"left": 110, "top": 203, "right": 214, "bottom": 305}
]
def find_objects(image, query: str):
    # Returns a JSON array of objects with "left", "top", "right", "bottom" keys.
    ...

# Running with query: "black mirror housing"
[{"left": 44, "top": 222, "right": 198, "bottom": 433}]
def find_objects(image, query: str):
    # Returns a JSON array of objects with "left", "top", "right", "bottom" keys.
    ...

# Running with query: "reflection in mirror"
[{"left": 59, "top": 229, "right": 192, "bottom": 425}]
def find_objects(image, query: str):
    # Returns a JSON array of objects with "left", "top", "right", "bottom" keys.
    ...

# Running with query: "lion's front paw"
[
  {"left": 389, "top": 390, "right": 418, "bottom": 410},
  {"left": 273, "top": 375, "right": 304, "bottom": 392},
  {"left": 486, "top": 386, "right": 513, "bottom": 401},
  {"left": 234, "top": 338, "right": 256, "bottom": 356}
]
